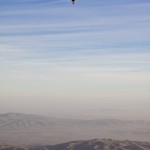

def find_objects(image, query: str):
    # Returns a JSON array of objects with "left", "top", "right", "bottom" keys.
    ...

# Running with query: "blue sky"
[{"left": 0, "top": 0, "right": 150, "bottom": 118}]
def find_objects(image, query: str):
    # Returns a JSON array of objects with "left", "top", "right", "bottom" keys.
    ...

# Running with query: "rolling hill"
[
  {"left": 0, "top": 113, "right": 150, "bottom": 145},
  {"left": 0, "top": 139, "right": 150, "bottom": 150}
]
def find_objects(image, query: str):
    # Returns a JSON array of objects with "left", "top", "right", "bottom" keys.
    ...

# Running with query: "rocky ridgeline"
[{"left": 0, "top": 139, "right": 150, "bottom": 150}]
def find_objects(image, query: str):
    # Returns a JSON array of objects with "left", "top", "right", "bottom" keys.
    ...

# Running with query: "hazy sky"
[{"left": 0, "top": 0, "right": 150, "bottom": 119}]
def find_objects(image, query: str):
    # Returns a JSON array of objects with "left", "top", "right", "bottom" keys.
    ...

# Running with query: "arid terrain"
[
  {"left": 0, "top": 139, "right": 150, "bottom": 150},
  {"left": 0, "top": 113, "right": 150, "bottom": 145}
]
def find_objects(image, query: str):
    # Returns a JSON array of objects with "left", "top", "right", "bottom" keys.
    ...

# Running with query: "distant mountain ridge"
[
  {"left": 0, "top": 139, "right": 150, "bottom": 150},
  {"left": 0, "top": 113, "right": 150, "bottom": 145}
]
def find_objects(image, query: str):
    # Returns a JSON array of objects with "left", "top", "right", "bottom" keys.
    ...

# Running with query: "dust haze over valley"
[
  {"left": 0, "top": 0, "right": 150, "bottom": 148},
  {"left": 0, "top": 112, "right": 150, "bottom": 145}
]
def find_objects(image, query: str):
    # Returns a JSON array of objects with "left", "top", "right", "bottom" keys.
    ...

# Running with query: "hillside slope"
[
  {"left": 0, "top": 139, "right": 150, "bottom": 150},
  {"left": 0, "top": 113, "right": 150, "bottom": 145}
]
